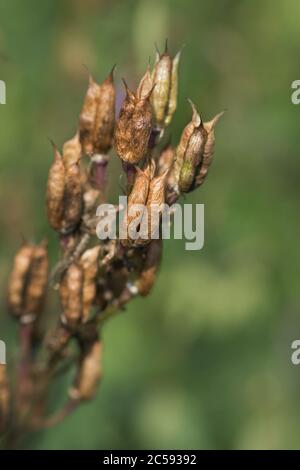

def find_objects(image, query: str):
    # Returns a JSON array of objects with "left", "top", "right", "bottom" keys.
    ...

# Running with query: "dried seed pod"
[
  {"left": 0, "top": 365, "right": 9, "bottom": 430},
  {"left": 122, "top": 160, "right": 153, "bottom": 243},
  {"left": 62, "top": 132, "right": 82, "bottom": 167},
  {"left": 137, "top": 64, "right": 153, "bottom": 99},
  {"left": 61, "top": 161, "right": 83, "bottom": 233},
  {"left": 192, "top": 111, "right": 224, "bottom": 189},
  {"left": 79, "top": 75, "right": 100, "bottom": 156},
  {"left": 114, "top": 80, "right": 154, "bottom": 164},
  {"left": 7, "top": 243, "right": 35, "bottom": 317},
  {"left": 151, "top": 43, "right": 181, "bottom": 129},
  {"left": 24, "top": 240, "right": 49, "bottom": 317},
  {"left": 136, "top": 239, "right": 162, "bottom": 296},
  {"left": 178, "top": 101, "right": 208, "bottom": 193},
  {"left": 145, "top": 169, "right": 168, "bottom": 240},
  {"left": 70, "top": 340, "right": 102, "bottom": 401},
  {"left": 93, "top": 69, "right": 116, "bottom": 154},
  {"left": 60, "top": 262, "right": 83, "bottom": 327},
  {"left": 80, "top": 246, "right": 101, "bottom": 322},
  {"left": 46, "top": 145, "right": 65, "bottom": 231},
  {"left": 79, "top": 69, "right": 116, "bottom": 156}
]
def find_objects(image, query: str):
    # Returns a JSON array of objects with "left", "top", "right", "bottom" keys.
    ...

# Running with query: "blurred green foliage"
[{"left": 1, "top": 0, "right": 300, "bottom": 450}]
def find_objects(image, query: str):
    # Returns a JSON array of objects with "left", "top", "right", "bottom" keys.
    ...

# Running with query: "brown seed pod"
[
  {"left": 0, "top": 364, "right": 9, "bottom": 430},
  {"left": 60, "top": 262, "right": 83, "bottom": 327},
  {"left": 145, "top": 169, "right": 168, "bottom": 240},
  {"left": 24, "top": 240, "right": 49, "bottom": 317},
  {"left": 80, "top": 246, "right": 101, "bottom": 322},
  {"left": 137, "top": 64, "right": 153, "bottom": 100},
  {"left": 79, "top": 69, "right": 116, "bottom": 156},
  {"left": 93, "top": 68, "right": 116, "bottom": 154},
  {"left": 70, "top": 340, "right": 103, "bottom": 401},
  {"left": 114, "top": 80, "right": 154, "bottom": 165},
  {"left": 178, "top": 101, "right": 208, "bottom": 193},
  {"left": 122, "top": 160, "right": 154, "bottom": 244},
  {"left": 46, "top": 145, "right": 65, "bottom": 231},
  {"left": 7, "top": 243, "right": 35, "bottom": 317},
  {"left": 61, "top": 161, "right": 83, "bottom": 233},
  {"left": 136, "top": 239, "right": 162, "bottom": 296},
  {"left": 192, "top": 111, "right": 224, "bottom": 189},
  {"left": 79, "top": 75, "right": 100, "bottom": 156},
  {"left": 151, "top": 43, "right": 181, "bottom": 129},
  {"left": 62, "top": 132, "right": 82, "bottom": 167}
]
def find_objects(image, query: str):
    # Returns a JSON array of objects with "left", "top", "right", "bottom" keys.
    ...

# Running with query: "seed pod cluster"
[
  {"left": 79, "top": 69, "right": 116, "bottom": 156},
  {"left": 70, "top": 339, "right": 102, "bottom": 401},
  {"left": 151, "top": 43, "right": 181, "bottom": 130},
  {"left": 7, "top": 241, "right": 48, "bottom": 320},
  {"left": 114, "top": 81, "right": 154, "bottom": 165},
  {"left": 46, "top": 137, "right": 83, "bottom": 234}
]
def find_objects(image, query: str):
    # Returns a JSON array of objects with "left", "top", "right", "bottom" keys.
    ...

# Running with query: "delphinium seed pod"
[
  {"left": 70, "top": 339, "right": 102, "bottom": 401},
  {"left": 60, "top": 262, "right": 83, "bottom": 327},
  {"left": 46, "top": 145, "right": 65, "bottom": 231},
  {"left": 80, "top": 246, "right": 101, "bottom": 322},
  {"left": 24, "top": 240, "right": 49, "bottom": 317},
  {"left": 61, "top": 158, "right": 83, "bottom": 233},
  {"left": 144, "top": 169, "right": 168, "bottom": 242},
  {"left": 136, "top": 239, "right": 162, "bottom": 296},
  {"left": 136, "top": 64, "right": 153, "bottom": 100},
  {"left": 114, "top": 80, "right": 154, "bottom": 165},
  {"left": 192, "top": 111, "right": 224, "bottom": 190},
  {"left": 0, "top": 365, "right": 9, "bottom": 431},
  {"left": 178, "top": 100, "right": 208, "bottom": 193},
  {"left": 79, "top": 68, "right": 116, "bottom": 156},
  {"left": 46, "top": 140, "right": 83, "bottom": 234},
  {"left": 7, "top": 243, "right": 35, "bottom": 317},
  {"left": 121, "top": 159, "right": 154, "bottom": 244},
  {"left": 151, "top": 43, "right": 181, "bottom": 130}
]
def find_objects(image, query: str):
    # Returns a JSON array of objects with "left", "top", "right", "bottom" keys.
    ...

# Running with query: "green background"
[{"left": 0, "top": 0, "right": 300, "bottom": 449}]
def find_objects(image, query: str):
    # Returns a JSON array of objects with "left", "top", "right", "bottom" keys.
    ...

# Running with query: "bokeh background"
[{"left": 0, "top": 0, "right": 300, "bottom": 450}]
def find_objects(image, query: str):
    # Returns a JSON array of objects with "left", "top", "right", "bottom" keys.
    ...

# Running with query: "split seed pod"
[
  {"left": 151, "top": 43, "right": 181, "bottom": 129},
  {"left": 60, "top": 262, "right": 83, "bottom": 327},
  {"left": 192, "top": 111, "right": 224, "bottom": 189},
  {"left": 136, "top": 239, "right": 162, "bottom": 296},
  {"left": 70, "top": 340, "right": 102, "bottom": 401},
  {"left": 79, "top": 68, "right": 116, "bottom": 156},
  {"left": 62, "top": 132, "right": 82, "bottom": 167},
  {"left": 178, "top": 100, "right": 208, "bottom": 193},
  {"left": 80, "top": 246, "right": 101, "bottom": 322},
  {"left": 7, "top": 241, "right": 48, "bottom": 319},
  {"left": 114, "top": 80, "right": 154, "bottom": 164}
]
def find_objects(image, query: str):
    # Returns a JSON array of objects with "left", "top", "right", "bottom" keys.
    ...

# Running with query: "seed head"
[{"left": 70, "top": 340, "right": 102, "bottom": 401}]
